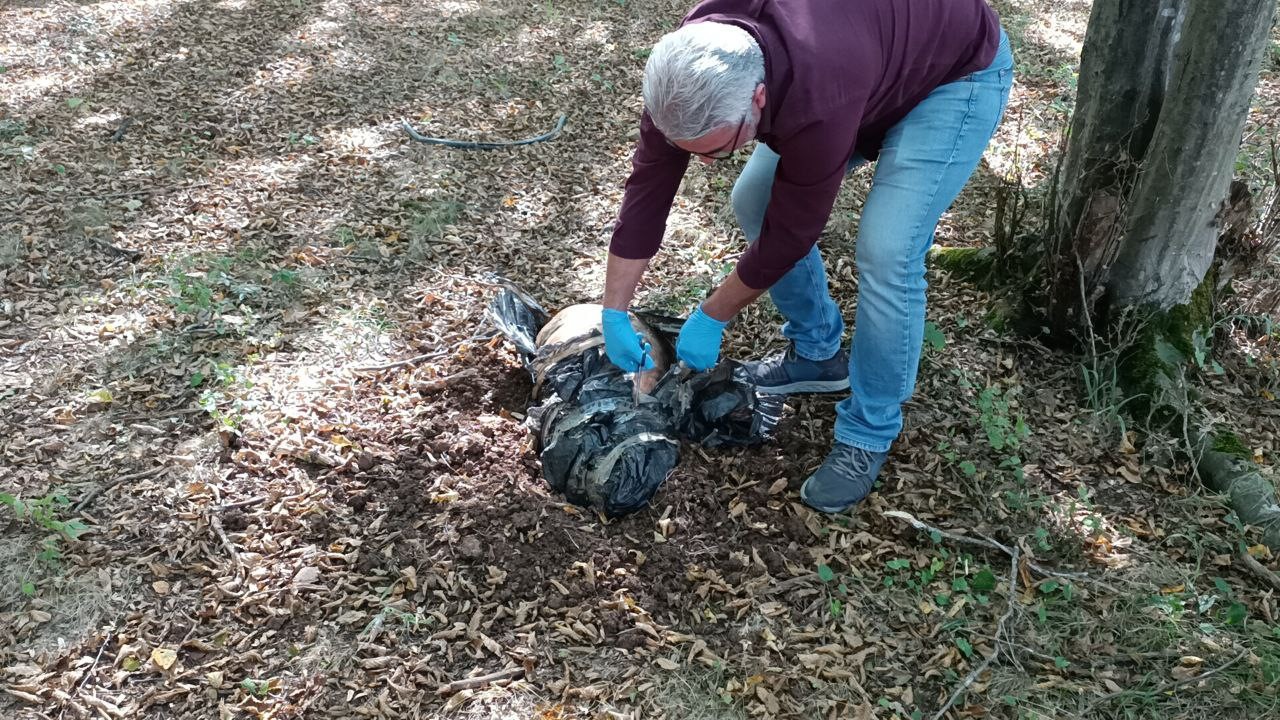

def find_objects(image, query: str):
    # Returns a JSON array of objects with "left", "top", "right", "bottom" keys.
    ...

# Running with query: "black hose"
[{"left": 401, "top": 114, "right": 567, "bottom": 150}]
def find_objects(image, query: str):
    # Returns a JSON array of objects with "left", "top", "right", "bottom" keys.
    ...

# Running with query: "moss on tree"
[
  {"left": 1211, "top": 430, "right": 1253, "bottom": 461},
  {"left": 928, "top": 246, "right": 996, "bottom": 286},
  {"left": 1116, "top": 269, "right": 1216, "bottom": 421}
]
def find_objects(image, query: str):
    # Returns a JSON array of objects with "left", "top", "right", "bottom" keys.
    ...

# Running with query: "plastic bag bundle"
[{"left": 487, "top": 287, "right": 783, "bottom": 517}]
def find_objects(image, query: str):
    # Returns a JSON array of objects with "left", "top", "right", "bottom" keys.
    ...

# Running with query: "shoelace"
[{"left": 832, "top": 445, "right": 875, "bottom": 478}]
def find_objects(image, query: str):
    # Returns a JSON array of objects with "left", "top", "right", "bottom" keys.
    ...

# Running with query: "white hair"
[{"left": 642, "top": 22, "right": 764, "bottom": 142}]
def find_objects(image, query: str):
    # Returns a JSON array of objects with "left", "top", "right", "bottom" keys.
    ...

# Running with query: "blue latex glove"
[
  {"left": 601, "top": 308, "right": 655, "bottom": 372},
  {"left": 676, "top": 304, "right": 729, "bottom": 371}
]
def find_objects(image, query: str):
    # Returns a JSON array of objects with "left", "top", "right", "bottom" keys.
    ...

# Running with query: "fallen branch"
[
  {"left": 66, "top": 181, "right": 213, "bottom": 202},
  {"left": 415, "top": 368, "right": 478, "bottom": 393},
  {"left": 88, "top": 237, "right": 143, "bottom": 261},
  {"left": 436, "top": 667, "right": 525, "bottom": 695},
  {"left": 932, "top": 547, "right": 1020, "bottom": 720},
  {"left": 1078, "top": 649, "right": 1248, "bottom": 716},
  {"left": 209, "top": 515, "right": 244, "bottom": 574},
  {"left": 73, "top": 466, "right": 166, "bottom": 511},
  {"left": 349, "top": 350, "right": 446, "bottom": 373},
  {"left": 883, "top": 510, "right": 1120, "bottom": 593},
  {"left": 349, "top": 332, "right": 496, "bottom": 373},
  {"left": 1238, "top": 550, "right": 1280, "bottom": 593}
]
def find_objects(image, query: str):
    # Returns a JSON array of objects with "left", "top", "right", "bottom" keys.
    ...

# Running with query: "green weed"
[{"left": 1, "top": 492, "right": 90, "bottom": 594}]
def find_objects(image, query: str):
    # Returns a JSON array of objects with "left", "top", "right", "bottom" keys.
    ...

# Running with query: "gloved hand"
[
  {"left": 676, "top": 304, "right": 729, "bottom": 371},
  {"left": 601, "top": 308, "right": 656, "bottom": 372}
]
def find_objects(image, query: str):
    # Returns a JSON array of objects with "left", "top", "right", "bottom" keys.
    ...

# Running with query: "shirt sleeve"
[
  {"left": 736, "top": 116, "right": 860, "bottom": 289},
  {"left": 608, "top": 111, "right": 691, "bottom": 260}
]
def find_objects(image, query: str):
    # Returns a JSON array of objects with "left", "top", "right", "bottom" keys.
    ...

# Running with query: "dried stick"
[
  {"left": 65, "top": 181, "right": 212, "bottom": 202},
  {"left": 931, "top": 547, "right": 1020, "bottom": 720},
  {"left": 436, "top": 667, "right": 525, "bottom": 695},
  {"left": 209, "top": 515, "right": 244, "bottom": 574},
  {"left": 348, "top": 332, "right": 496, "bottom": 372},
  {"left": 1238, "top": 550, "right": 1280, "bottom": 593},
  {"left": 73, "top": 466, "right": 166, "bottom": 512},
  {"left": 1078, "top": 649, "right": 1248, "bottom": 716},
  {"left": 416, "top": 368, "right": 479, "bottom": 393},
  {"left": 883, "top": 510, "right": 1119, "bottom": 592},
  {"left": 349, "top": 350, "right": 446, "bottom": 372}
]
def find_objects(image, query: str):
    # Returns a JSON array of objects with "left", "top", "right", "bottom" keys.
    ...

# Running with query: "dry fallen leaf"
[{"left": 151, "top": 648, "right": 177, "bottom": 671}]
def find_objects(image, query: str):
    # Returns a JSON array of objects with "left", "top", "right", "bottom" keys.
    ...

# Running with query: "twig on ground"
[
  {"left": 70, "top": 631, "right": 113, "bottom": 696},
  {"left": 883, "top": 510, "right": 1120, "bottom": 593},
  {"left": 73, "top": 466, "right": 166, "bottom": 512},
  {"left": 1078, "top": 649, "right": 1249, "bottom": 716},
  {"left": 349, "top": 332, "right": 497, "bottom": 372},
  {"left": 87, "top": 237, "right": 142, "bottom": 261},
  {"left": 349, "top": 350, "right": 447, "bottom": 372},
  {"left": 66, "top": 181, "right": 212, "bottom": 202},
  {"left": 1238, "top": 550, "right": 1280, "bottom": 593},
  {"left": 215, "top": 495, "right": 268, "bottom": 512},
  {"left": 931, "top": 547, "right": 1020, "bottom": 720},
  {"left": 110, "top": 406, "right": 206, "bottom": 423},
  {"left": 416, "top": 368, "right": 479, "bottom": 393},
  {"left": 436, "top": 667, "right": 525, "bottom": 695},
  {"left": 209, "top": 515, "right": 244, "bottom": 574}
]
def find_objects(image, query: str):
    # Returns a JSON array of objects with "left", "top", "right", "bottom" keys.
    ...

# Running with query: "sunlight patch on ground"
[
  {"left": 324, "top": 123, "right": 396, "bottom": 161},
  {"left": 73, "top": 109, "right": 125, "bottom": 132},
  {"left": 570, "top": 20, "right": 615, "bottom": 50},
  {"left": 1026, "top": 14, "right": 1087, "bottom": 57},
  {"left": 0, "top": 0, "right": 180, "bottom": 111},
  {"left": 428, "top": 0, "right": 484, "bottom": 19},
  {"left": 250, "top": 55, "right": 316, "bottom": 91},
  {"left": 295, "top": 16, "right": 347, "bottom": 45}
]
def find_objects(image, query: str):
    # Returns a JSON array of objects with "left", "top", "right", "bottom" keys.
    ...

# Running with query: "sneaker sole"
[
  {"left": 799, "top": 476, "right": 856, "bottom": 513},
  {"left": 754, "top": 378, "right": 850, "bottom": 395}
]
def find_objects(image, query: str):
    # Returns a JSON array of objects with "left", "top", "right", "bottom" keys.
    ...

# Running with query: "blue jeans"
[{"left": 731, "top": 31, "right": 1014, "bottom": 452}]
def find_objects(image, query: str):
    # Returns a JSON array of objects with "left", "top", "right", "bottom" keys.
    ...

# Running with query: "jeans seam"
[
  {"left": 832, "top": 432, "right": 891, "bottom": 454},
  {"left": 889, "top": 83, "right": 980, "bottom": 406}
]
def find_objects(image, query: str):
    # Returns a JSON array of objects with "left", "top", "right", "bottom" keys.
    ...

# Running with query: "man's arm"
[
  {"left": 702, "top": 269, "right": 766, "bottom": 321},
  {"left": 603, "top": 253, "right": 651, "bottom": 310}
]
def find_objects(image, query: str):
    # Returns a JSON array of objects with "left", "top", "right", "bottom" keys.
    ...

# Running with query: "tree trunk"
[
  {"left": 1045, "top": 0, "right": 1187, "bottom": 334},
  {"left": 1108, "top": 1, "right": 1278, "bottom": 308},
  {"left": 1035, "top": 0, "right": 1280, "bottom": 544}
]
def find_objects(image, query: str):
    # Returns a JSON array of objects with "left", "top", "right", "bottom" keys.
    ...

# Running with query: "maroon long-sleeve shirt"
[{"left": 609, "top": 0, "right": 1000, "bottom": 289}]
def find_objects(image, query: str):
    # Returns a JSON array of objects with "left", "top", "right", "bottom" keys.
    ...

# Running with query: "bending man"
[{"left": 602, "top": 0, "right": 1013, "bottom": 512}]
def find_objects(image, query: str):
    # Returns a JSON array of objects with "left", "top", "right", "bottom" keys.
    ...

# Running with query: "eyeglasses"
[{"left": 667, "top": 116, "right": 748, "bottom": 160}]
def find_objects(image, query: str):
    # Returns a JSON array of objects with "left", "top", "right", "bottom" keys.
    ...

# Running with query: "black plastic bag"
[{"left": 487, "top": 287, "right": 782, "bottom": 516}]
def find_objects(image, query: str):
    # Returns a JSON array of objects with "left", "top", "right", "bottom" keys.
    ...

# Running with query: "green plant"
[
  {"left": 976, "top": 386, "right": 1029, "bottom": 452},
  {"left": 239, "top": 678, "right": 273, "bottom": 697},
  {"left": 816, "top": 562, "right": 850, "bottom": 619},
  {"left": 286, "top": 132, "right": 317, "bottom": 147},
  {"left": 923, "top": 321, "right": 946, "bottom": 351},
  {"left": 1, "top": 492, "right": 89, "bottom": 567}
]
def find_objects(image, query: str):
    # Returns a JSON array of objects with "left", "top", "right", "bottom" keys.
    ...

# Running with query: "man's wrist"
[{"left": 695, "top": 303, "right": 731, "bottom": 328}]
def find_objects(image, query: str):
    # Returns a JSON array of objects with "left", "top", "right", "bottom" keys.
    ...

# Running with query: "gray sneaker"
[
  {"left": 800, "top": 442, "right": 888, "bottom": 513},
  {"left": 741, "top": 343, "right": 849, "bottom": 395}
]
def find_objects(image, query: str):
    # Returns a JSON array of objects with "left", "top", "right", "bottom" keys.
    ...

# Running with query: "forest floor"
[{"left": 3, "top": 1, "right": 1280, "bottom": 719}]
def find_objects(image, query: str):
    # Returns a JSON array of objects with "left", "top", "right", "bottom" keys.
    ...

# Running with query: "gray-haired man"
[{"left": 601, "top": 0, "right": 1013, "bottom": 512}]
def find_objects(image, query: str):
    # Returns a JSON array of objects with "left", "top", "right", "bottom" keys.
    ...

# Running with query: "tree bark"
[
  {"left": 1046, "top": 0, "right": 1187, "bottom": 334},
  {"left": 1108, "top": 0, "right": 1278, "bottom": 308}
]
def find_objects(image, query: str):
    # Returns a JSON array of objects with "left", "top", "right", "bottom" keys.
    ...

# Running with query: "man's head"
[{"left": 643, "top": 22, "right": 766, "bottom": 162}]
